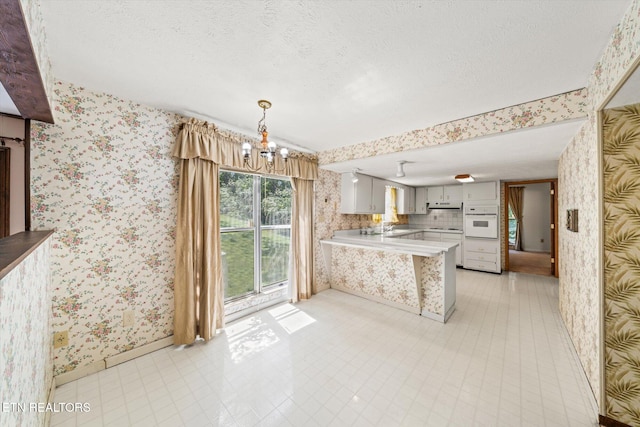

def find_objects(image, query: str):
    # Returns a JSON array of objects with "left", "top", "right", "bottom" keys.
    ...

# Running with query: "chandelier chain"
[{"left": 257, "top": 107, "right": 268, "bottom": 135}]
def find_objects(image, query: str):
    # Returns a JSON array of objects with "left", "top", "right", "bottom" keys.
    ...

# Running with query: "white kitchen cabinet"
[
  {"left": 443, "top": 185, "right": 463, "bottom": 202},
  {"left": 399, "top": 231, "right": 421, "bottom": 239},
  {"left": 426, "top": 186, "right": 444, "bottom": 203},
  {"left": 340, "top": 173, "right": 386, "bottom": 214},
  {"left": 397, "top": 186, "right": 415, "bottom": 214},
  {"left": 462, "top": 181, "right": 498, "bottom": 202},
  {"left": 371, "top": 178, "right": 386, "bottom": 213},
  {"left": 422, "top": 231, "right": 462, "bottom": 266},
  {"left": 427, "top": 185, "right": 462, "bottom": 203},
  {"left": 353, "top": 175, "right": 373, "bottom": 212},
  {"left": 463, "top": 238, "right": 500, "bottom": 273},
  {"left": 422, "top": 231, "right": 441, "bottom": 241},
  {"left": 415, "top": 187, "right": 428, "bottom": 213},
  {"left": 442, "top": 234, "right": 463, "bottom": 266}
]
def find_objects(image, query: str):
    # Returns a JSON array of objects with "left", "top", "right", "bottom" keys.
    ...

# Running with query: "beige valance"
[{"left": 172, "top": 118, "right": 318, "bottom": 180}]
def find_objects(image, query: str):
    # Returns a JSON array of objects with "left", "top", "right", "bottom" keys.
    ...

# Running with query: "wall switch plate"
[
  {"left": 53, "top": 331, "right": 68, "bottom": 348},
  {"left": 123, "top": 310, "right": 134, "bottom": 327}
]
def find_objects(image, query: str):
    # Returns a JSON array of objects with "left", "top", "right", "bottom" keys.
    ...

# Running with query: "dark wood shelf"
[{"left": 0, "top": 230, "right": 54, "bottom": 280}]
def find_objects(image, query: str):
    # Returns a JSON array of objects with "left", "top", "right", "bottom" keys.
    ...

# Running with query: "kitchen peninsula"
[{"left": 320, "top": 230, "right": 457, "bottom": 322}]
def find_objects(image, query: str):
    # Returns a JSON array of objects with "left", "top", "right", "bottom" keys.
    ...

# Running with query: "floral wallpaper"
[
  {"left": 329, "top": 245, "right": 421, "bottom": 311},
  {"left": 419, "top": 255, "right": 444, "bottom": 316},
  {"left": 313, "top": 169, "right": 379, "bottom": 293},
  {"left": 31, "top": 81, "right": 181, "bottom": 375},
  {"left": 318, "top": 89, "right": 588, "bottom": 165},
  {"left": 326, "top": 243, "right": 446, "bottom": 318},
  {"left": 602, "top": 104, "right": 640, "bottom": 426},
  {"left": 558, "top": 116, "right": 601, "bottom": 402},
  {"left": 0, "top": 238, "right": 53, "bottom": 427},
  {"left": 587, "top": 1, "right": 637, "bottom": 110}
]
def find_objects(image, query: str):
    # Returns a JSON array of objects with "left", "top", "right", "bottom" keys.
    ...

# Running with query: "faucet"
[{"left": 382, "top": 221, "right": 394, "bottom": 233}]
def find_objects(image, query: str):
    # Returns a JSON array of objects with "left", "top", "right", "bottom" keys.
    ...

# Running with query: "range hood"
[{"left": 427, "top": 201, "right": 463, "bottom": 210}]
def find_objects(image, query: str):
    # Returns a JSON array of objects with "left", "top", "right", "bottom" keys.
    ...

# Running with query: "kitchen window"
[{"left": 219, "top": 170, "right": 292, "bottom": 301}]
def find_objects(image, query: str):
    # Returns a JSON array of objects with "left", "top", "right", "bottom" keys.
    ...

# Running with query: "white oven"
[{"left": 464, "top": 206, "right": 498, "bottom": 239}]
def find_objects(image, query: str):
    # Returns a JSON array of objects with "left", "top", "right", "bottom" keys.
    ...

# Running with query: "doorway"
[{"left": 503, "top": 179, "right": 558, "bottom": 277}]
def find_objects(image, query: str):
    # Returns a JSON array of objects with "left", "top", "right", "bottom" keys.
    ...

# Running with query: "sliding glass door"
[{"left": 219, "top": 170, "right": 291, "bottom": 301}]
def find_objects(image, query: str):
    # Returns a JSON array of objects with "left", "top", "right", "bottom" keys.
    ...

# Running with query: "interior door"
[{"left": 550, "top": 180, "right": 558, "bottom": 277}]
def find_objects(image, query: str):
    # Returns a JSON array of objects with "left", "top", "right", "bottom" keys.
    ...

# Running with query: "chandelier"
[{"left": 242, "top": 100, "right": 288, "bottom": 172}]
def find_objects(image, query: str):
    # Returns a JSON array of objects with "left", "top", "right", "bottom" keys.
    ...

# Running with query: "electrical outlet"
[
  {"left": 53, "top": 331, "right": 68, "bottom": 349},
  {"left": 123, "top": 310, "right": 134, "bottom": 327}
]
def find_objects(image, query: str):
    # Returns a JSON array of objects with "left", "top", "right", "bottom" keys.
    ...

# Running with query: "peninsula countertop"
[
  {"left": 320, "top": 228, "right": 458, "bottom": 322},
  {"left": 324, "top": 230, "right": 459, "bottom": 257}
]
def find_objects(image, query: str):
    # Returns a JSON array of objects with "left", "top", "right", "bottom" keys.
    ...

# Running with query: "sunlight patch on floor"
[
  {"left": 269, "top": 303, "right": 316, "bottom": 334},
  {"left": 225, "top": 316, "right": 280, "bottom": 364}
]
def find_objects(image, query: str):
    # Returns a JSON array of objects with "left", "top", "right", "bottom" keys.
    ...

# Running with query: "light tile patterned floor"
[{"left": 51, "top": 269, "right": 598, "bottom": 426}]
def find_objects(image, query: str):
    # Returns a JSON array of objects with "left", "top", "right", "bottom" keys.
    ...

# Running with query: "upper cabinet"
[
  {"left": 371, "top": 178, "right": 386, "bottom": 213},
  {"left": 444, "top": 185, "right": 463, "bottom": 202},
  {"left": 462, "top": 181, "right": 498, "bottom": 202},
  {"left": 426, "top": 186, "right": 444, "bottom": 203},
  {"left": 340, "top": 173, "right": 386, "bottom": 214},
  {"left": 397, "top": 186, "right": 415, "bottom": 214},
  {"left": 426, "top": 185, "right": 462, "bottom": 203},
  {"left": 415, "top": 187, "right": 428, "bottom": 213}
]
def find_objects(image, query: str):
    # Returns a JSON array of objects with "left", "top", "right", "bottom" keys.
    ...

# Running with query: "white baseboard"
[
  {"left": 331, "top": 285, "right": 421, "bottom": 315},
  {"left": 55, "top": 360, "right": 105, "bottom": 386},
  {"left": 44, "top": 376, "right": 56, "bottom": 426},
  {"left": 54, "top": 336, "right": 174, "bottom": 386},
  {"left": 105, "top": 336, "right": 174, "bottom": 368},
  {"left": 420, "top": 310, "right": 441, "bottom": 323}
]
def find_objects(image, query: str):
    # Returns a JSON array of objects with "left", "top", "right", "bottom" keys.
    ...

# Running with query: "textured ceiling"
[
  {"left": 39, "top": 0, "right": 630, "bottom": 156},
  {"left": 34, "top": 1, "right": 634, "bottom": 184}
]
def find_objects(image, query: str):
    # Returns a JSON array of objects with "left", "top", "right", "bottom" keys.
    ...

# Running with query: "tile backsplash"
[{"left": 409, "top": 210, "right": 463, "bottom": 229}]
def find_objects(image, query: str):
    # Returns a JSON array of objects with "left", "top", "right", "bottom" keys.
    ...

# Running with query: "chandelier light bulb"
[{"left": 242, "top": 142, "right": 251, "bottom": 158}]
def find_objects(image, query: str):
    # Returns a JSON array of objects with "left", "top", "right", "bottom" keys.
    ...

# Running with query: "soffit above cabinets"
[{"left": 321, "top": 119, "right": 586, "bottom": 187}]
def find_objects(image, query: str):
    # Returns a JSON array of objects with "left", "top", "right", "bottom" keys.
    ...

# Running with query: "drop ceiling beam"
[{"left": 0, "top": 0, "right": 54, "bottom": 123}]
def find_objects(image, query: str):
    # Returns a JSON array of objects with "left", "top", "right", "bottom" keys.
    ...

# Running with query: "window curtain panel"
[
  {"left": 389, "top": 186, "right": 399, "bottom": 223},
  {"left": 173, "top": 118, "right": 318, "bottom": 344},
  {"left": 290, "top": 178, "right": 314, "bottom": 302},
  {"left": 173, "top": 122, "right": 224, "bottom": 345},
  {"left": 508, "top": 186, "right": 525, "bottom": 251}
]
